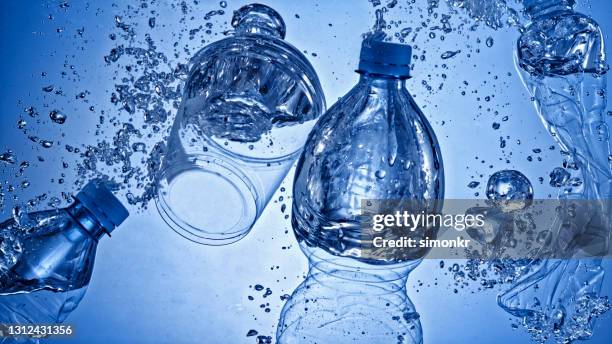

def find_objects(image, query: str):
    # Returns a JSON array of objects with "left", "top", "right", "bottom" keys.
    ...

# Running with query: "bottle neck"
[
  {"left": 309, "top": 262, "right": 411, "bottom": 292},
  {"left": 358, "top": 73, "right": 406, "bottom": 90},
  {"left": 234, "top": 22, "right": 283, "bottom": 38},
  {"left": 308, "top": 268, "right": 408, "bottom": 295},
  {"left": 231, "top": 4, "right": 286, "bottom": 39},
  {"left": 66, "top": 201, "right": 108, "bottom": 240},
  {"left": 304, "top": 246, "right": 420, "bottom": 284},
  {"left": 525, "top": 0, "right": 575, "bottom": 19}
]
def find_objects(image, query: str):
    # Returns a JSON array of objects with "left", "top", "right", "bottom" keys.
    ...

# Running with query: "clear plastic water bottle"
[
  {"left": 0, "top": 180, "right": 128, "bottom": 336},
  {"left": 277, "top": 38, "right": 444, "bottom": 344},
  {"left": 517, "top": 0, "right": 610, "bottom": 200},
  {"left": 156, "top": 3, "right": 325, "bottom": 245},
  {"left": 496, "top": 3, "right": 612, "bottom": 338},
  {"left": 516, "top": 0, "right": 610, "bottom": 246}
]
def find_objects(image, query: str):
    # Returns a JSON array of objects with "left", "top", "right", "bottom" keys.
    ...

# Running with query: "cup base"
[{"left": 156, "top": 155, "right": 259, "bottom": 245}]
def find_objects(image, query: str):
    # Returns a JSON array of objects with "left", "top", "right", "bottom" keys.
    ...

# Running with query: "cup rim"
[{"left": 155, "top": 154, "right": 260, "bottom": 246}]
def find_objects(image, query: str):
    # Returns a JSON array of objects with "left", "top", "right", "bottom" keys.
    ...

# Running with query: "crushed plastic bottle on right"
[
  {"left": 516, "top": 0, "right": 611, "bottom": 200},
  {"left": 498, "top": 0, "right": 612, "bottom": 342}
]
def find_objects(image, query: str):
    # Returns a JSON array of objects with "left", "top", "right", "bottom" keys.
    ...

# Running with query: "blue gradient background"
[{"left": 1, "top": 0, "right": 611, "bottom": 343}]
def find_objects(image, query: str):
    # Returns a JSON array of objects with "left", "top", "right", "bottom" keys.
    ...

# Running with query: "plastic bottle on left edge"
[{"left": 0, "top": 180, "right": 129, "bottom": 342}]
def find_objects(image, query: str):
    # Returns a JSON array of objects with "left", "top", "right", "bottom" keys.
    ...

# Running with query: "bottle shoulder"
[
  {"left": 291, "top": 82, "right": 444, "bottom": 263},
  {"left": 188, "top": 34, "right": 322, "bottom": 87},
  {"left": 303, "top": 82, "right": 431, "bottom": 144},
  {"left": 293, "top": 81, "right": 444, "bottom": 202}
]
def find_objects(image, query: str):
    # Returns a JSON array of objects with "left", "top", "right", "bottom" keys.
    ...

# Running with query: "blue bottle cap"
[
  {"left": 358, "top": 39, "right": 412, "bottom": 78},
  {"left": 76, "top": 180, "right": 129, "bottom": 233}
]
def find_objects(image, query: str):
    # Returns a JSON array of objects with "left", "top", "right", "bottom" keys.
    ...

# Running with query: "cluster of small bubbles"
[
  {"left": 548, "top": 167, "right": 571, "bottom": 187},
  {"left": 446, "top": 0, "right": 525, "bottom": 30},
  {"left": 0, "top": 221, "right": 24, "bottom": 276},
  {"left": 75, "top": 4, "right": 199, "bottom": 208},
  {"left": 0, "top": 0, "right": 242, "bottom": 215},
  {"left": 436, "top": 169, "right": 540, "bottom": 296},
  {"left": 361, "top": 0, "right": 522, "bottom": 120},
  {"left": 437, "top": 257, "right": 533, "bottom": 294},
  {"left": 517, "top": 295, "right": 611, "bottom": 344},
  {"left": 242, "top": 281, "right": 282, "bottom": 343}
]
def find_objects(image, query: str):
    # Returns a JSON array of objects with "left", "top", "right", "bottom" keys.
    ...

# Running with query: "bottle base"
[{"left": 156, "top": 154, "right": 259, "bottom": 246}]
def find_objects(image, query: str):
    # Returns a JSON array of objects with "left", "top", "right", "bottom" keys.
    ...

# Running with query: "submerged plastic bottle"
[
  {"left": 277, "top": 38, "right": 444, "bottom": 344},
  {"left": 156, "top": 3, "right": 325, "bottom": 245},
  {"left": 0, "top": 180, "right": 128, "bottom": 337},
  {"left": 516, "top": 0, "right": 610, "bottom": 200},
  {"left": 497, "top": 1, "right": 611, "bottom": 341}
]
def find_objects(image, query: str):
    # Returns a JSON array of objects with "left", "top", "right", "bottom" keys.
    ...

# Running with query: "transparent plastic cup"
[{"left": 156, "top": 4, "right": 325, "bottom": 245}]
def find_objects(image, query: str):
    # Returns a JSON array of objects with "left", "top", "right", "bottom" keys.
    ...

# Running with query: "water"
[
  {"left": 446, "top": 0, "right": 523, "bottom": 30},
  {"left": 0, "top": 181, "right": 128, "bottom": 336},
  {"left": 445, "top": 1, "right": 612, "bottom": 341},
  {"left": 498, "top": 259, "right": 610, "bottom": 343},
  {"left": 277, "top": 36, "right": 444, "bottom": 344},
  {"left": 0, "top": 0, "right": 610, "bottom": 342},
  {"left": 156, "top": 3, "right": 325, "bottom": 245}
]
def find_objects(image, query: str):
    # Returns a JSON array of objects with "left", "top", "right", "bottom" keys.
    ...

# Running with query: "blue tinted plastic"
[
  {"left": 277, "top": 38, "right": 444, "bottom": 344},
  {"left": 156, "top": 3, "right": 325, "bottom": 245},
  {"left": 0, "top": 182, "right": 128, "bottom": 334}
]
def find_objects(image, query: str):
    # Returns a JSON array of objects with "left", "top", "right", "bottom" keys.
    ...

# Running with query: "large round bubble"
[
  {"left": 486, "top": 170, "right": 534, "bottom": 211},
  {"left": 486, "top": 170, "right": 534, "bottom": 200}
]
